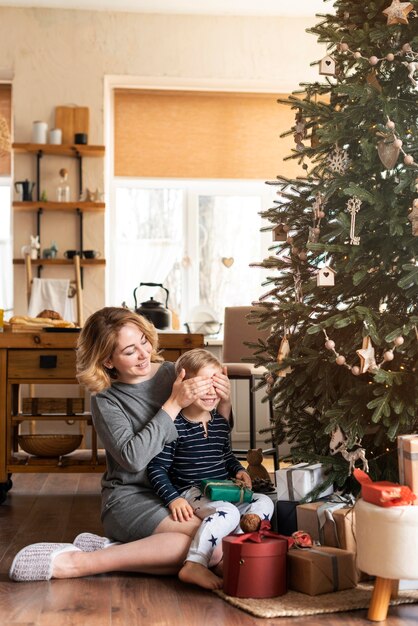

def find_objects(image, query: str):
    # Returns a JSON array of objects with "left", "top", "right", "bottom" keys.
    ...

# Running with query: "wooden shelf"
[
  {"left": 13, "top": 201, "right": 105, "bottom": 212},
  {"left": 13, "top": 258, "right": 106, "bottom": 266},
  {"left": 13, "top": 142, "right": 105, "bottom": 157}
]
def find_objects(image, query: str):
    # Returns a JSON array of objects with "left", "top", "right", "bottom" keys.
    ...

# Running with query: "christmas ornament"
[
  {"left": 221, "top": 257, "right": 234, "bottom": 268},
  {"left": 330, "top": 426, "right": 369, "bottom": 475},
  {"left": 356, "top": 336, "right": 377, "bottom": 374},
  {"left": 310, "top": 123, "right": 320, "bottom": 148},
  {"left": 402, "top": 60, "right": 418, "bottom": 86},
  {"left": 366, "top": 70, "right": 383, "bottom": 93},
  {"left": 319, "top": 55, "right": 336, "bottom": 76},
  {"left": 277, "top": 336, "right": 292, "bottom": 377},
  {"left": 293, "top": 109, "right": 307, "bottom": 152},
  {"left": 408, "top": 199, "right": 418, "bottom": 235},
  {"left": 316, "top": 265, "right": 336, "bottom": 287},
  {"left": 382, "top": 0, "right": 414, "bottom": 25},
  {"left": 272, "top": 224, "right": 287, "bottom": 242},
  {"left": 346, "top": 196, "right": 362, "bottom": 245},
  {"left": 327, "top": 146, "right": 350, "bottom": 174},
  {"left": 377, "top": 138, "right": 400, "bottom": 169}
]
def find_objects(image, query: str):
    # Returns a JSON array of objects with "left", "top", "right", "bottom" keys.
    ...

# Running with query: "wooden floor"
[{"left": 1, "top": 473, "right": 417, "bottom": 626}]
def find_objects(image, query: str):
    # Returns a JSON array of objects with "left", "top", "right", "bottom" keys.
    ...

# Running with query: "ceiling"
[{"left": 0, "top": 0, "right": 329, "bottom": 16}]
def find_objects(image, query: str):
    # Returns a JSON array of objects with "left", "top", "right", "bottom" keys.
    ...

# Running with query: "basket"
[{"left": 18, "top": 434, "right": 83, "bottom": 457}]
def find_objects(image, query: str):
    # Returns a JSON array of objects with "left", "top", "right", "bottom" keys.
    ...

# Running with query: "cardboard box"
[
  {"left": 398, "top": 434, "right": 418, "bottom": 496},
  {"left": 223, "top": 532, "right": 288, "bottom": 598},
  {"left": 200, "top": 479, "right": 253, "bottom": 503},
  {"left": 288, "top": 546, "right": 357, "bottom": 595},
  {"left": 275, "top": 463, "right": 333, "bottom": 501},
  {"left": 296, "top": 502, "right": 356, "bottom": 549}
]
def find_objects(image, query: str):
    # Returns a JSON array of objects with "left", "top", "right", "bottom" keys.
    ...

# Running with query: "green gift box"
[{"left": 201, "top": 479, "right": 253, "bottom": 503}]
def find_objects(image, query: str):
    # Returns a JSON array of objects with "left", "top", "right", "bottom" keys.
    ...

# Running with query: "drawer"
[{"left": 8, "top": 349, "right": 77, "bottom": 380}]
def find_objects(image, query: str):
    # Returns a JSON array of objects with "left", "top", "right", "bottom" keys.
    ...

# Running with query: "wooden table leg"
[{"left": 368, "top": 576, "right": 395, "bottom": 622}]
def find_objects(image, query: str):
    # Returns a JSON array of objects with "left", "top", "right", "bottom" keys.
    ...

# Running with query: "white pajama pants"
[{"left": 181, "top": 486, "right": 274, "bottom": 567}]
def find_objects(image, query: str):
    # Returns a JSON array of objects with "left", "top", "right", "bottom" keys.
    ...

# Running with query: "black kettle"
[{"left": 133, "top": 282, "right": 172, "bottom": 330}]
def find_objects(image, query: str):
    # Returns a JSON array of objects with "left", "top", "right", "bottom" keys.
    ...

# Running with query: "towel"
[{"left": 27, "top": 278, "right": 74, "bottom": 322}]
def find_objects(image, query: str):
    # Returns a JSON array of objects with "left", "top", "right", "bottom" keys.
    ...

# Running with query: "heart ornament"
[
  {"left": 222, "top": 257, "right": 234, "bottom": 268},
  {"left": 377, "top": 140, "right": 400, "bottom": 170}
]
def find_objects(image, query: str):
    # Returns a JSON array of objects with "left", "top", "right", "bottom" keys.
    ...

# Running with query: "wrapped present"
[
  {"left": 223, "top": 521, "right": 290, "bottom": 598},
  {"left": 288, "top": 545, "right": 357, "bottom": 595},
  {"left": 296, "top": 497, "right": 355, "bottom": 548},
  {"left": 200, "top": 478, "right": 253, "bottom": 503},
  {"left": 271, "top": 500, "right": 299, "bottom": 535},
  {"left": 398, "top": 434, "right": 418, "bottom": 496},
  {"left": 275, "top": 463, "right": 333, "bottom": 502},
  {"left": 353, "top": 469, "right": 416, "bottom": 507}
]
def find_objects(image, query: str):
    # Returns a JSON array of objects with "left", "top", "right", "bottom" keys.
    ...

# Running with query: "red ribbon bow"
[{"left": 234, "top": 520, "right": 295, "bottom": 548}]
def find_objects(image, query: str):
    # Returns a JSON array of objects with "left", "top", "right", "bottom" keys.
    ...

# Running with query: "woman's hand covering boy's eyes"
[{"left": 212, "top": 367, "right": 231, "bottom": 401}]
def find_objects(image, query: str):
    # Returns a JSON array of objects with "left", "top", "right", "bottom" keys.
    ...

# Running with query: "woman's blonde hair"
[
  {"left": 76, "top": 307, "right": 163, "bottom": 392},
  {"left": 175, "top": 348, "right": 222, "bottom": 378}
]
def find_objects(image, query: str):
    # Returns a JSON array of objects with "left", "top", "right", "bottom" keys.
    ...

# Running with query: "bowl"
[{"left": 18, "top": 434, "right": 83, "bottom": 457}]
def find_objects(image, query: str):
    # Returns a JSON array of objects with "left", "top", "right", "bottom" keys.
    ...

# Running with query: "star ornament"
[
  {"left": 382, "top": 0, "right": 414, "bottom": 25},
  {"left": 356, "top": 336, "right": 377, "bottom": 374}
]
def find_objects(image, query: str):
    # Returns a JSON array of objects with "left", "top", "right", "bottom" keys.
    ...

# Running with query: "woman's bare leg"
[
  {"left": 52, "top": 516, "right": 201, "bottom": 579},
  {"left": 52, "top": 532, "right": 192, "bottom": 578}
]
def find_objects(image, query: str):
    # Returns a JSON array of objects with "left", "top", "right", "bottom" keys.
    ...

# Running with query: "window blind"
[
  {"left": 0, "top": 84, "right": 11, "bottom": 177},
  {"left": 114, "top": 89, "right": 299, "bottom": 180}
]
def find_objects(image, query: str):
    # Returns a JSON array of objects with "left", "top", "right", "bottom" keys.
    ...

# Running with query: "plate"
[{"left": 43, "top": 327, "right": 80, "bottom": 333}]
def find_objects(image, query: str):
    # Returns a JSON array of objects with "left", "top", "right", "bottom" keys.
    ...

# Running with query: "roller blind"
[
  {"left": 0, "top": 84, "right": 11, "bottom": 177},
  {"left": 114, "top": 89, "right": 298, "bottom": 180}
]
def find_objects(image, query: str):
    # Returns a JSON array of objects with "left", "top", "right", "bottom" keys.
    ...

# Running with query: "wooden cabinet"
[{"left": 0, "top": 331, "right": 204, "bottom": 492}]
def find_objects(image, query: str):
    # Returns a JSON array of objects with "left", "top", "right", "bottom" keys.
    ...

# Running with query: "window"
[{"left": 109, "top": 179, "right": 274, "bottom": 331}]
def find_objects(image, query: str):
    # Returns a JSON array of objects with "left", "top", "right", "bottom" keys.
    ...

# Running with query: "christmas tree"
[{"left": 251, "top": 0, "right": 418, "bottom": 492}]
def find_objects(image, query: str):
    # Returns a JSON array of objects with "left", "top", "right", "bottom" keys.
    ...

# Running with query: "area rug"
[{"left": 214, "top": 584, "right": 418, "bottom": 618}]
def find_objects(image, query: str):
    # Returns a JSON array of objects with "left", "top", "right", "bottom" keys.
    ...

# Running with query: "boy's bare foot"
[
  {"left": 212, "top": 558, "right": 223, "bottom": 578},
  {"left": 178, "top": 560, "right": 223, "bottom": 590}
]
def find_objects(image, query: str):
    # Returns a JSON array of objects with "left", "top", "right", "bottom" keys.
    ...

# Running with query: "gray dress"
[{"left": 91, "top": 361, "right": 178, "bottom": 541}]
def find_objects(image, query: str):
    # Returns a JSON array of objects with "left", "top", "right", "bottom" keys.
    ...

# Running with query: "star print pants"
[{"left": 181, "top": 486, "right": 274, "bottom": 567}]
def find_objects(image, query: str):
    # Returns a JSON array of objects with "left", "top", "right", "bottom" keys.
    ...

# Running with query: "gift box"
[
  {"left": 271, "top": 500, "right": 299, "bottom": 535},
  {"left": 200, "top": 478, "right": 253, "bottom": 503},
  {"left": 353, "top": 469, "right": 416, "bottom": 507},
  {"left": 223, "top": 524, "right": 289, "bottom": 598},
  {"left": 398, "top": 434, "right": 418, "bottom": 496},
  {"left": 296, "top": 500, "right": 355, "bottom": 548},
  {"left": 288, "top": 546, "right": 357, "bottom": 595},
  {"left": 275, "top": 463, "right": 333, "bottom": 502}
]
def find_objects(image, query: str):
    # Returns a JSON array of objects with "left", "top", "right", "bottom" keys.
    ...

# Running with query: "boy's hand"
[
  {"left": 235, "top": 470, "right": 252, "bottom": 489},
  {"left": 168, "top": 497, "right": 195, "bottom": 522}
]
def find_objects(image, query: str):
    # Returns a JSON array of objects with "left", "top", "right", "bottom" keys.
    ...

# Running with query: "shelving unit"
[{"left": 12, "top": 142, "right": 106, "bottom": 284}]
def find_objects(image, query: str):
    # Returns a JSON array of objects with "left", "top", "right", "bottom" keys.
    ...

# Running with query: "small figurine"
[
  {"left": 246, "top": 448, "right": 275, "bottom": 493},
  {"left": 42, "top": 241, "right": 58, "bottom": 259},
  {"left": 21, "top": 234, "right": 40, "bottom": 260},
  {"left": 329, "top": 426, "right": 369, "bottom": 474}
]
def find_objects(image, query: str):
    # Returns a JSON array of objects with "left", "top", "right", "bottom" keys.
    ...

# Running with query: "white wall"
[{"left": 0, "top": 7, "right": 324, "bottom": 317}]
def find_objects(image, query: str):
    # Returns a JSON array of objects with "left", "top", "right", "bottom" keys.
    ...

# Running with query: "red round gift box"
[{"left": 222, "top": 534, "right": 288, "bottom": 598}]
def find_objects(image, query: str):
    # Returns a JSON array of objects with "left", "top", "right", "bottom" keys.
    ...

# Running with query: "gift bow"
[{"left": 233, "top": 520, "right": 296, "bottom": 549}]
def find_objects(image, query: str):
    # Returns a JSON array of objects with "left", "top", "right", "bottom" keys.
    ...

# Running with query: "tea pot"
[
  {"left": 15, "top": 179, "right": 36, "bottom": 202},
  {"left": 133, "top": 282, "right": 172, "bottom": 330}
]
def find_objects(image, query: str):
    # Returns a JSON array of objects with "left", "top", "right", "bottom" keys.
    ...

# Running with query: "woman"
[{"left": 9, "top": 307, "right": 231, "bottom": 584}]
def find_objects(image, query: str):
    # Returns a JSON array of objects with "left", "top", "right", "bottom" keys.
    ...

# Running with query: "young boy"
[{"left": 147, "top": 348, "right": 274, "bottom": 590}]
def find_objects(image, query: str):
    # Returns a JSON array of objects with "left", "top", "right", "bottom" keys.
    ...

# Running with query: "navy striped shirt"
[{"left": 147, "top": 410, "right": 244, "bottom": 506}]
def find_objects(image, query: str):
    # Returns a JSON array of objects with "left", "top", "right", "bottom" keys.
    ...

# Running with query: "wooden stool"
[{"left": 355, "top": 498, "right": 418, "bottom": 621}]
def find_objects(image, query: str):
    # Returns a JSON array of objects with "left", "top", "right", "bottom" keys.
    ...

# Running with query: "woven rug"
[{"left": 214, "top": 584, "right": 418, "bottom": 618}]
